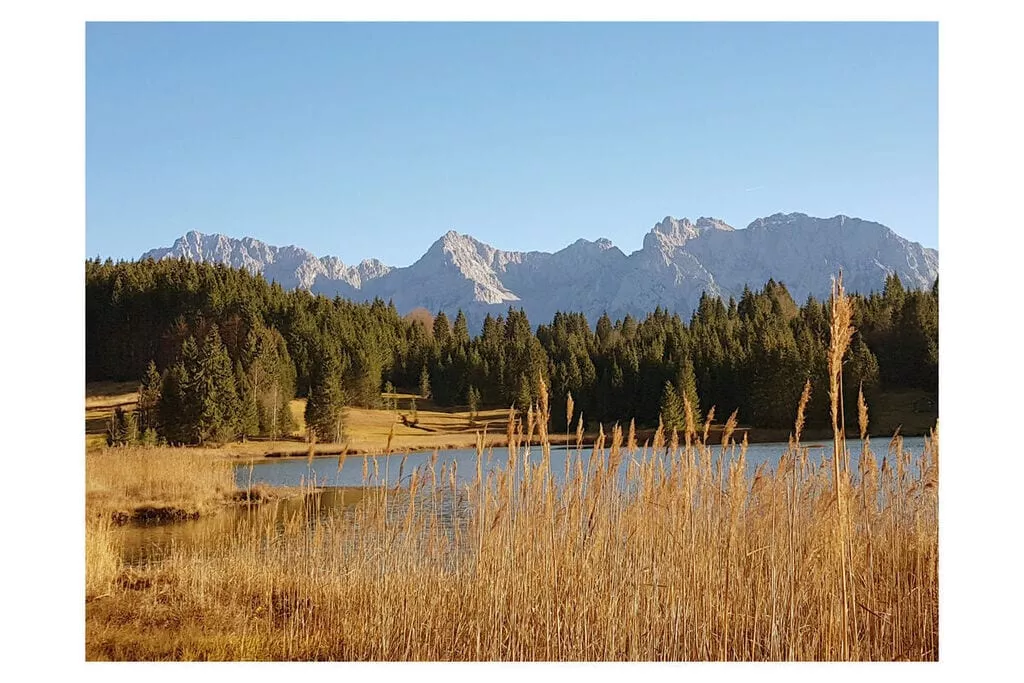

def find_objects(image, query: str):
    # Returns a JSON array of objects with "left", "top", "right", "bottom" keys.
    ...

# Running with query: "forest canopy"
[{"left": 87, "top": 258, "right": 937, "bottom": 445}]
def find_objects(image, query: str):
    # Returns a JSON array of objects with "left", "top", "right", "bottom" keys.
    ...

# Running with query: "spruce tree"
[
  {"left": 107, "top": 406, "right": 139, "bottom": 446},
  {"left": 676, "top": 357, "right": 703, "bottom": 426},
  {"left": 660, "top": 381, "right": 684, "bottom": 432},
  {"left": 138, "top": 360, "right": 162, "bottom": 434},
  {"left": 195, "top": 327, "right": 241, "bottom": 445},
  {"left": 178, "top": 336, "right": 203, "bottom": 443},
  {"left": 467, "top": 385, "right": 480, "bottom": 421},
  {"left": 260, "top": 329, "right": 296, "bottom": 439},
  {"left": 348, "top": 348, "right": 383, "bottom": 408},
  {"left": 453, "top": 310, "right": 471, "bottom": 347},
  {"left": 516, "top": 373, "right": 532, "bottom": 415},
  {"left": 433, "top": 311, "right": 452, "bottom": 350},
  {"left": 159, "top": 361, "right": 188, "bottom": 444},
  {"left": 235, "top": 361, "right": 260, "bottom": 441},
  {"left": 419, "top": 366, "right": 432, "bottom": 400},
  {"left": 305, "top": 344, "right": 344, "bottom": 442}
]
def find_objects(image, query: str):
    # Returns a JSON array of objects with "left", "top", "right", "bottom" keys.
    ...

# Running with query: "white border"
[{"left": 2, "top": 2, "right": 1021, "bottom": 680}]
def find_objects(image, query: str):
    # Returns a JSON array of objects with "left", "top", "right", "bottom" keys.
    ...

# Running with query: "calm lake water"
[
  {"left": 117, "top": 437, "right": 930, "bottom": 564},
  {"left": 237, "top": 437, "right": 930, "bottom": 490}
]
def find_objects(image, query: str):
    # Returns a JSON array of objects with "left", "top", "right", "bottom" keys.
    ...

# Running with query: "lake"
[
  {"left": 237, "top": 437, "right": 930, "bottom": 489},
  {"left": 117, "top": 436, "right": 930, "bottom": 564}
]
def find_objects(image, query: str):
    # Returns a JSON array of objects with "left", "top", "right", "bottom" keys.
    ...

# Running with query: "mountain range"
[{"left": 141, "top": 212, "right": 939, "bottom": 330}]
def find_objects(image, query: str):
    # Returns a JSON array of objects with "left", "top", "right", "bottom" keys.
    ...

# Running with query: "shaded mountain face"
[{"left": 141, "top": 213, "right": 938, "bottom": 330}]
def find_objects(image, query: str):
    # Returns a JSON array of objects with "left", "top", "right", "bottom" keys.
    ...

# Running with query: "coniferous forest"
[{"left": 86, "top": 257, "right": 937, "bottom": 445}]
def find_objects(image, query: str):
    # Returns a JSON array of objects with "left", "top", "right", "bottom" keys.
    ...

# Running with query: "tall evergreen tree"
[
  {"left": 467, "top": 385, "right": 480, "bottom": 421},
  {"left": 660, "top": 381, "right": 684, "bottom": 432},
  {"left": 305, "top": 343, "right": 344, "bottom": 442},
  {"left": 107, "top": 406, "right": 139, "bottom": 446},
  {"left": 137, "top": 360, "right": 162, "bottom": 434},
  {"left": 433, "top": 311, "right": 452, "bottom": 350},
  {"left": 676, "top": 357, "right": 702, "bottom": 426},
  {"left": 177, "top": 336, "right": 204, "bottom": 443},
  {"left": 158, "top": 361, "right": 189, "bottom": 444},
  {"left": 235, "top": 361, "right": 260, "bottom": 441},
  {"left": 419, "top": 365, "right": 432, "bottom": 399},
  {"left": 516, "top": 373, "right": 532, "bottom": 415},
  {"left": 194, "top": 327, "right": 241, "bottom": 444},
  {"left": 453, "top": 310, "right": 471, "bottom": 347}
]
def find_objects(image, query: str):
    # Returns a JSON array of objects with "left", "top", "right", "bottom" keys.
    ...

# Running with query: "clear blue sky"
[{"left": 86, "top": 22, "right": 938, "bottom": 264}]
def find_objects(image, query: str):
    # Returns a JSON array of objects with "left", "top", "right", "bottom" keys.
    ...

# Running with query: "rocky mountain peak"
[
  {"left": 644, "top": 215, "right": 733, "bottom": 253},
  {"left": 141, "top": 212, "right": 937, "bottom": 332},
  {"left": 694, "top": 217, "right": 735, "bottom": 233}
]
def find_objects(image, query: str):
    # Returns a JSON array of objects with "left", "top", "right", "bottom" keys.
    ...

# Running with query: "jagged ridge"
[{"left": 142, "top": 213, "right": 938, "bottom": 330}]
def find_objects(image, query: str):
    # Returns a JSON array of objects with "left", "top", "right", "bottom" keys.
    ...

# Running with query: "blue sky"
[{"left": 86, "top": 22, "right": 937, "bottom": 264}]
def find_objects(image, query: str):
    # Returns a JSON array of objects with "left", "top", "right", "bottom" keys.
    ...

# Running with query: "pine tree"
[
  {"left": 433, "top": 311, "right": 452, "bottom": 350},
  {"left": 453, "top": 310, "right": 471, "bottom": 347},
  {"left": 177, "top": 336, "right": 204, "bottom": 443},
  {"left": 348, "top": 347, "right": 383, "bottom": 408},
  {"left": 883, "top": 273, "right": 906, "bottom": 311},
  {"left": 159, "top": 361, "right": 188, "bottom": 444},
  {"left": 260, "top": 329, "right": 296, "bottom": 439},
  {"left": 305, "top": 343, "right": 344, "bottom": 442},
  {"left": 138, "top": 360, "right": 162, "bottom": 434},
  {"left": 107, "top": 406, "right": 139, "bottom": 446},
  {"left": 516, "top": 373, "right": 532, "bottom": 415},
  {"left": 596, "top": 312, "right": 613, "bottom": 350},
  {"left": 194, "top": 327, "right": 241, "bottom": 444},
  {"left": 419, "top": 366, "right": 432, "bottom": 399},
  {"left": 235, "top": 361, "right": 260, "bottom": 441},
  {"left": 660, "top": 381, "right": 684, "bottom": 432},
  {"left": 676, "top": 357, "right": 703, "bottom": 426},
  {"left": 467, "top": 385, "right": 480, "bottom": 421}
]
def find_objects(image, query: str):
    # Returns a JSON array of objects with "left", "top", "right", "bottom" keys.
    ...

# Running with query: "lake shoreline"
[{"left": 219, "top": 423, "right": 931, "bottom": 464}]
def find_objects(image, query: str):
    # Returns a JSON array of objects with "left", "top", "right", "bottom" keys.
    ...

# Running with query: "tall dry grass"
[
  {"left": 86, "top": 281, "right": 938, "bottom": 661},
  {"left": 86, "top": 446, "right": 237, "bottom": 522},
  {"left": 85, "top": 515, "right": 121, "bottom": 599}
]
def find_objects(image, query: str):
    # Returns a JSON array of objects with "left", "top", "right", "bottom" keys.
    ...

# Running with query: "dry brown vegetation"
[
  {"left": 85, "top": 276, "right": 938, "bottom": 661},
  {"left": 85, "top": 384, "right": 516, "bottom": 455},
  {"left": 86, "top": 447, "right": 237, "bottom": 523}
]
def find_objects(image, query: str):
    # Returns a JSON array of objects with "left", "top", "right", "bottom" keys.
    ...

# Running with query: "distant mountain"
[
  {"left": 142, "top": 231, "right": 391, "bottom": 294},
  {"left": 142, "top": 213, "right": 938, "bottom": 329}
]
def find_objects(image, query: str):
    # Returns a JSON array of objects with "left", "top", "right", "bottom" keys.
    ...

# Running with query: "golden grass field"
[{"left": 86, "top": 382, "right": 515, "bottom": 456}]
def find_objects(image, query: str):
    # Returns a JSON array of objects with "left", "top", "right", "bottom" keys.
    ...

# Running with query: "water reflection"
[
  {"left": 237, "top": 437, "right": 928, "bottom": 490},
  {"left": 119, "top": 437, "right": 928, "bottom": 564}
]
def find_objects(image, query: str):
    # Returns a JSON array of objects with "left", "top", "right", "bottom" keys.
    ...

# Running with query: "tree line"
[{"left": 88, "top": 257, "right": 937, "bottom": 445}]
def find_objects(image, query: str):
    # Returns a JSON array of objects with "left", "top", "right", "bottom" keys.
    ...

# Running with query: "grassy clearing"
[
  {"left": 86, "top": 447, "right": 237, "bottom": 523},
  {"left": 86, "top": 383, "right": 514, "bottom": 455},
  {"left": 85, "top": 381, "right": 139, "bottom": 450},
  {"left": 86, "top": 382, "right": 935, "bottom": 457}
]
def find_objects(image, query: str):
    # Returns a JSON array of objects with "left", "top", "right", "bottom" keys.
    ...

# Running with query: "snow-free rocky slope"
[{"left": 142, "top": 213, "right": 938, "bottom": 330}]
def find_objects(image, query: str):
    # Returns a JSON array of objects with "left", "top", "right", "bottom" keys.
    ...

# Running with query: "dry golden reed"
[{"left": 87, "top": 411, "right": 937, "bottom": 662}]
